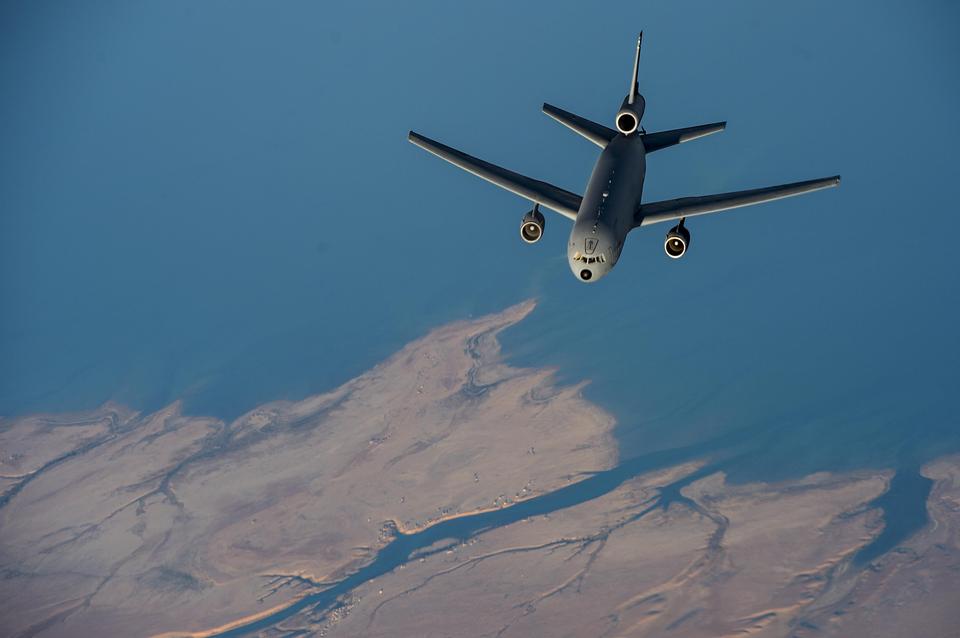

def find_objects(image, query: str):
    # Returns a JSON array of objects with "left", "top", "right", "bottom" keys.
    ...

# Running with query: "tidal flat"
[{"left": 1, "top": 301, "right": 957, "bottom": 638}]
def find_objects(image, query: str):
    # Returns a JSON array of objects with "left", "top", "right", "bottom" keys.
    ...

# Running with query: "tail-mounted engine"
[
  {"left": 520, "top": 205, "right": 546, "bottom": 243},
  {"left": 615, "top": 94, "right": 646, "bottom": 136},
  {"left": 664, "top": 218, "right": 690, "bottom": 258}
]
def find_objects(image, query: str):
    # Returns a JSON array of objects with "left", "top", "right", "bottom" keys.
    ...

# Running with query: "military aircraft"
[{"left": 408, "top": 34, "right": 840, "bottom": 282}]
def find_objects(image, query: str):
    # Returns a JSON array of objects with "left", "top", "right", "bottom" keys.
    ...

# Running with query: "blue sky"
[{"left": 2, "top": 0, "right": 958, "bottom": 477}]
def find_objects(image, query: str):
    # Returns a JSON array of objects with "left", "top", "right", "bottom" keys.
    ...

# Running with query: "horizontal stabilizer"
[
  {"left": 542, "top": 103, "right": 617, "bottom": 148},
  {"left": 635, "top": 175, "right": 840, "bottom": 227},
  {"left": 408, "top": 131, "right": 582, "bottom": 220},
  {"left": 641, "top": 122, "right": 726, "bottom": 154}
]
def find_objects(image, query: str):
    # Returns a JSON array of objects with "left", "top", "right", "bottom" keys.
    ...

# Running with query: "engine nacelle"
[
  {"left": 615, "top": 94, "right": 646, "bottom": 136},
  {"left": 664, "top": 221, "right": 690, "bottom": 258},
  {"left": 520, "top": 207, "right": 546, "bottom": 244}
]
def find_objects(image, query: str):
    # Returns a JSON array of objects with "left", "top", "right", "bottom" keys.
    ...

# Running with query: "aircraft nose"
[{"left": 568, "top": 226, "right": 614, "bottom": 283}]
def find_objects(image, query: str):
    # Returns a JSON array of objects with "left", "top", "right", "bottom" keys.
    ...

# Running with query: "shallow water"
[{"left": 853, "top": 468, "right": 933, "bottom": 567}]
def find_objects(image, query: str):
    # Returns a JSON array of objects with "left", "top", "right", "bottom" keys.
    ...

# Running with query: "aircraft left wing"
[
  {"left": 634, "top": 175, "right": 840, "bottom": 227},
  {"left": 408, "top": 131, "right": 582, "bottom": 220}
]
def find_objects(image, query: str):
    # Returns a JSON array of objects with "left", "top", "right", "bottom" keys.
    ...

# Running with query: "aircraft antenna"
[{"left": 628, "top": 32, "right": 642, "bottom": 105}]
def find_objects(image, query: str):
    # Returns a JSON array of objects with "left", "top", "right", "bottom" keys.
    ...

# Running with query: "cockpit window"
[{"left": 573, "top": 252, "right": 606, "bottom": 264}]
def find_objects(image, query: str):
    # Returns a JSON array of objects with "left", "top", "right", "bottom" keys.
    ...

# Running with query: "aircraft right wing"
[
  {"left": 408, "top": 131, "right": 582, "bottom": 220},
  {"left": 634, "top": 175, "right": 840, "bottom": 228}
]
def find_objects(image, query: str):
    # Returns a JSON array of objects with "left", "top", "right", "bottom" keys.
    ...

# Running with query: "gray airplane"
[{"left": 409, "top": 34, "right": 840, "bottom": 282}]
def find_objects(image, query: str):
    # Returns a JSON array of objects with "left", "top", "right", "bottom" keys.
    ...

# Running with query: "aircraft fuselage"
[
  {"left": 568, "top": 134, "right": 647, "bottom": 282},
  {"left": 408, "top": 35, "right": 840, "bottom": 281}
]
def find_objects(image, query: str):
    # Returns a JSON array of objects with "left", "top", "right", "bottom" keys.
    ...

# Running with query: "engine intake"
[
  {"left": 615, "top": 94, "right": 646, "bottom": 136},
  {"left": 664, "top": 220, "right": 690, "bottom": 258},
  {"left": 520, "top": 206, "right": 546, "bottom": 243}
]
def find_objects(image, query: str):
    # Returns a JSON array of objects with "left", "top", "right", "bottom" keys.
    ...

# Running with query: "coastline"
[{"left": 1, "top": 301, "right": 957, "bottom": 638}]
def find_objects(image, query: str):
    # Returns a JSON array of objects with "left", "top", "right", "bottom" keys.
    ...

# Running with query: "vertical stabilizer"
[
  {"left": 616, "top": 34, "right": 646, "bottom": 134},
  {"left": 628, "top": 33, "right": 642, "bottom": 105}
]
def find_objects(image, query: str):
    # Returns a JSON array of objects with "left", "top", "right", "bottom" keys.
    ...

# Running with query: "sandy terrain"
[
  {"left": 0, "top": 301, "right": 617, "bottom": 637},
  {"left": 2, "top": 301, "right": 958, "bottom": 638},
  {"left": 313, "top": 463, "right": 960, "bottom": 637},
  {"left": 316, "top": 468, "right": 895, "bottom": 638},
  {"left": 791, "top": 454, "right": 960, "bottom": 638}
]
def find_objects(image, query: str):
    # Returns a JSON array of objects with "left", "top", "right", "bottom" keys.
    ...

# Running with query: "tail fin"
[
  {"left": 628, "top": 33, "right": 642, "bottom": 105},
  {"left": 616, "top": 35, "right": 646, "bottom": 135}
]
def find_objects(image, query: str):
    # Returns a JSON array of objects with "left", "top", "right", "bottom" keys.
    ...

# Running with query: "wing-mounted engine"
[
  {"left": 664, "top": 218, "right": 690, "bottom": 258},
  {"left": 520, "top": 204, "right": 546, "bottom": 243},
  {"left": 615, "top": 34, "right": 645, "bottom": 136}
]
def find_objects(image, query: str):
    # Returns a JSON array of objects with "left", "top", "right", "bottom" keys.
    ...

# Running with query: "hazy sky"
[{"left": 2, "top": 0, "right": 958, "bottom": 475}]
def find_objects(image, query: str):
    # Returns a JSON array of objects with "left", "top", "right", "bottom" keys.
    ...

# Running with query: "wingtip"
[
  {"left": 408, "top": 131, "right": 443, "bottom": 153},
  {"left": 813, "top": 175, "right": 841, "bottom": 188}
]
